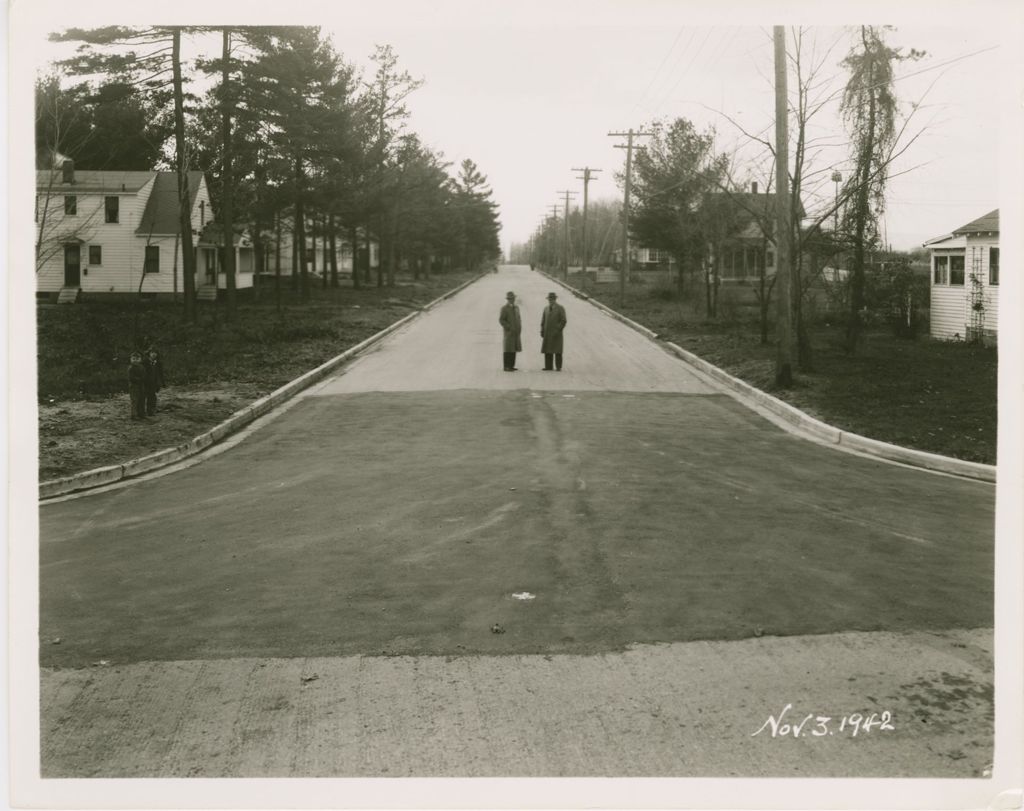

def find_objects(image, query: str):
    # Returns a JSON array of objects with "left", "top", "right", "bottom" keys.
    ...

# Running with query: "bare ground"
[{"left": 38, "top": 387, "right": 262, "bottom": 482}]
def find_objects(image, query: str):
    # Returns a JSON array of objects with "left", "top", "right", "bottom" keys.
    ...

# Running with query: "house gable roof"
[
  {"left": 952, "top": 209, "right": 998, "bottom": 236},
  {"left": 705, "top": 190, "right": 807, "bottom": 234},
  {"left": 136, "top": 171, "right": 205, "bottom": 236}
]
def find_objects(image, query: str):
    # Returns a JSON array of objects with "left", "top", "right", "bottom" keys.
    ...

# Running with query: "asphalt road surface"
[{"left": 38, "top": 265, "right": 995, "bottom": 780}]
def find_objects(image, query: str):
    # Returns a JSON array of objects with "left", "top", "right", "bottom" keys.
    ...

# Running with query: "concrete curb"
[
  {"left": 540, "top": 271, "right": 995, "bottom": 483},
  {"left": 39, "top": 273, "right": 487, "bottom": 500}
]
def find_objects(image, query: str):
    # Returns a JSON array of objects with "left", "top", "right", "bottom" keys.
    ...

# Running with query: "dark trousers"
[
  {"left": 145, "top": 389, "right": 158, "bottom": 416},
  {"left": 503, "top": 352, "right": 517, "bottom": 370},
  {"left": 129, "top": 384, "right": 145, "bottom": 419},
  {"left": 543, "top": 353, "right": 563, "bottom": 370}
]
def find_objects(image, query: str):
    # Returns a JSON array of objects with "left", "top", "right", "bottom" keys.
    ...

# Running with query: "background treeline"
[{"left": 36, "top": 26, "right": 502, "bottom": 320}]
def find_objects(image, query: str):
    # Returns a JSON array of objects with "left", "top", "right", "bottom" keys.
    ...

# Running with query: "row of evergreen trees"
[{"left": 36, "top": 26, "right": 502, "bottom": 319}]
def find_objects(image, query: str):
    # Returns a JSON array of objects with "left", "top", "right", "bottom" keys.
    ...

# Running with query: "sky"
[{"left": 17, "top": 0, "right": 1012, "bottom": 258}]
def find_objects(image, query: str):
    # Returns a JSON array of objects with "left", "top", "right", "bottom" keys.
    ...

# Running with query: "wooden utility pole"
[
  {"left": 773, "top": 26, "right": 794, "bottom": 387},
  {"left": 555, "top": 190, "right": 577, "bottom": 279},
  {"left": 572, "top": 167, "right": 601, "bottom": 274},
  {"left": 172, "top": 29, "right": 197, "bottom": 323},
  {"left": 220, "top": 28, "right": 236, "bottom": 319},
  {"left": 547, "top": 205, "right": 560, "bottom": 270},
  {"left": 609, "top": 129, "right": 650, "bottom": 306}
]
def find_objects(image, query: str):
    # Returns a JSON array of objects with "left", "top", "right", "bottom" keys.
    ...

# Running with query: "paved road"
[{"left": 37, "top": 265, "right": 996, "bottom": 781}]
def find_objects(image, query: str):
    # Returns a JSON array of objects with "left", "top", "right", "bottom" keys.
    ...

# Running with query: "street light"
[{"left": 830, "top": 170, "right": 842, "bottom": 234}]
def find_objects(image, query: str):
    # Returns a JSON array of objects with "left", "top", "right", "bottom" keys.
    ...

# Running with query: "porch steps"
[
  {"left": 197, "top": 286, "right": 218, "bottom": 302},
  {"left": 57, "top": 287, "right": 81, "bottom": 305}
]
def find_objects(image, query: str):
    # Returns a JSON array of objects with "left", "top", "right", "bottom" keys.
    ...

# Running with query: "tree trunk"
[
  {"left": 350, "top": 225, "right": 361, "bottom": 289},
  {"left": 275, "top": 211, "right": 282, "bottom": 316},
  {"left": 220, "top": 28, "right": 237, "bottom": 320},
  {"left": 386, "top": 204, "right": 398, "bottom": 287},
  {"left": 290, "top": 208, "right": 299, "bottom": 292},
  {"left": 363, "top": 230, "right": 372, "bottom": 284},
  {"left": 846, "top": 33, "right": 876, "bottom": 354},
  {"left": 252, "top": 153, "right": 267, "bottom": 303},
  {"left": 172, "top": 29, "right": 197, "bottom": 323},
  {"left": 329, "top": 216, "right": 339, "bottom": 288},
  {"left": 295, "top": 158, "right": 309, "bottom": 301},
  {"left": 376, "top": 214, "right": 385, "bottom": 287}
]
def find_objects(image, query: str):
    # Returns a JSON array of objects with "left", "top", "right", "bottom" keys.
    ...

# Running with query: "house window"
[
  {"left": 989, "top": 247, "right": 999, "bottom": 285},
  {"left": 89, "top": 245, "right": 102, "bottom": 265},
  {"left": 950, "top": 254, "right": 965, "bottom": 286},
  {"left": 933, "top": 255, "right": 948, "bottom": 285},
  {"left": 144, "top": 245, "right": 160, "bottom": 274},
  {"left": 720, "top": 248, "right": 735, "bottom": 276},
  {"left": 766, "top": 251, "right": 775, "bottom": 268},
  {"left": 64, "top": 195, "right": 77, "bottom": 215},
  {"left": 105, "top": 196, "right": 119, "bottom": 224}
]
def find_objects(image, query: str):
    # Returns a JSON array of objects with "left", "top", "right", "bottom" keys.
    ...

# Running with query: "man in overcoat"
[
  {"left": 499, "top": 291, "right": 522, "bottom": 371},
  {"left": 540, "top": 291, "right": 568, "bottom": 371}
]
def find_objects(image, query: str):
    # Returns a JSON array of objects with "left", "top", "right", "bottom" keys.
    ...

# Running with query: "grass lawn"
[{"left": 572, "top": 274, "right": 997, "bottom": 465}]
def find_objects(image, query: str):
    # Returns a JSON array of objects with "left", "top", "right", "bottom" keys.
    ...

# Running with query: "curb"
[
  {"left": 39, "top": 273, "right": 487, "bottom": 500},
  {"left": 539, "top": 271, "right": 996, "bottom": 483}
]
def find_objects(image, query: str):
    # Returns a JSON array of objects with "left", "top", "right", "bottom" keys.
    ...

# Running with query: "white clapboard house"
[
  {"left": 36, "top": 160, "right": 254, "bottom": 301},
  {"left": 923, "top": 209, "right": 999, "bottom": 342}
]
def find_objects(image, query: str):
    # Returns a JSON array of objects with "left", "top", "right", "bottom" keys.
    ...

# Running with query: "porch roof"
[{"left": 952, "top": 209, "right": 998, "bottom": 236}]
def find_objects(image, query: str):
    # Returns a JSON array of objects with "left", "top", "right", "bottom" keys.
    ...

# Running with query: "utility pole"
[
  {"left": 609, "top": 129, "right": 651, "bottom": 306},
  {"left": 555, "top": 190, "right": 577, "bottom": 280},
  {"left": 773, "top": 26, "right": 794, "bottom": 387},
  {"left": 831, "top": 170, "right": 842, "bottom": 235},
  {"left": 572, "top": 167, "right": 601, "bottom": 275},
  {"left": 547, "top": 206, "right": 560, "bottom": 271}
]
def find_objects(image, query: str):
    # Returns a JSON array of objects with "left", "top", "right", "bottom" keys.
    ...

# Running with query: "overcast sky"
[{"left": 17, "top": 0, "right": 1017, "bottom": 256}]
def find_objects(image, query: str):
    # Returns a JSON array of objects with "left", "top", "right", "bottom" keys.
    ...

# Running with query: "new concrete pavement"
[{"left": 36, "top": 266, "right": 997, "bottom": 785}]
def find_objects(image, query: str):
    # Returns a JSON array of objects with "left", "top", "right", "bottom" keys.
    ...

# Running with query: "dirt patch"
[{"left": 37, "top": 387, "right": 261, "bottom": 481}]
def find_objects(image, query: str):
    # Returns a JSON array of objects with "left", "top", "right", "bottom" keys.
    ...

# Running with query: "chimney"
[
  {"left": 751, "top": 181, "right": 758, "bottom": 194},
  {"left": 61, "top": 159, "right": 74, "bottom": 185}
]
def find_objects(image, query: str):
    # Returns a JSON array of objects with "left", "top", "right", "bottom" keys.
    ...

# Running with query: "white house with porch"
[
  {"left": 36, "top": 161, "right": 254, "bottom": 300},
  {"left": 924, "top": 209, "right": 999, "bottom": 342}
]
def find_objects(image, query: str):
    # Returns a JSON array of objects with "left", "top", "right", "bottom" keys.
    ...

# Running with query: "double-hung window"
[
  {"left": 949, "top": 255, "right": 965, "bottom": 286},
  {"left": 933, "top": 255, "right": 949, "bottom": 285},
  {"left": 144, "top": 245, "right": 160, "bottom": 274},
  {"left": 989, "top": 248, "right": 999, "bottom": 285},
  {"left": 105, "top": 196, "right": 119, "bottom": 224},
  {"left": 64, "top": 195, "right": 77, "bottom": 215}
]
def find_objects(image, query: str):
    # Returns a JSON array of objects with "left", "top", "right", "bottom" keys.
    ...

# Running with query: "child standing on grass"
[
  {"left": 128, "top": 351, "right": 146, "bottom": 421},
  {"left": 143, "top": 348, "right": 165, "bottom": 416}
]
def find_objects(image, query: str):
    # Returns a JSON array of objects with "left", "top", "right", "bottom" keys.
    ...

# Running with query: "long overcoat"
[
  {"left": 540, "top": 302, "right": 567, "bottom": 354},
  {"left": 499, "top": 302, "right": 522, "bottom": 352}
]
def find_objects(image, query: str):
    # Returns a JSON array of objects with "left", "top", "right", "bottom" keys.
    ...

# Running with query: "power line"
[{"left": 631, "top": 26, "right": 688, "bottom": 117}]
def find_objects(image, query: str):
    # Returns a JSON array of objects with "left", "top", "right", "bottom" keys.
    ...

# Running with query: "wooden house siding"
[
  {"left": 37, "top": 177, "right": 157, "bottom": 293},
  {"left": 928, "top": 234, "right": 999, "bottom": 339},
  {"left": 930, "top": 287, "right": 968, "bottom": 339},
  {"left": 965, "top": 239, "right": 999, "bottom": 334},
  {"left": 37, "top": 173, "right": 254, "bottom": 295},
  {"left": 926, "top": 210, "right": 999, "bottom": 340}
]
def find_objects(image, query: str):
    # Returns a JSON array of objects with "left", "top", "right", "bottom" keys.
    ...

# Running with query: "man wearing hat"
[
  {"left": 499, "top": 291, "right": 522, "bottom": 371},
  {"left": 540, "top": 291, "right": 568, "bottom": 371}
]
